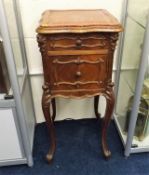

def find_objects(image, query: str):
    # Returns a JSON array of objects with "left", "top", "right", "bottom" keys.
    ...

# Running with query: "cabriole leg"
[
  {"left": 42, "top": 85, "right": 56, "bottom": 163},
  {"left": 102, "top": 88, "right": 115, "bottom": 159}
]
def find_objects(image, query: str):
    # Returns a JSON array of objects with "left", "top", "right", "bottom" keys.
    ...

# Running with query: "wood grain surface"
[{"left": 36, "top": 9, "right": 123, "bottom": 33}]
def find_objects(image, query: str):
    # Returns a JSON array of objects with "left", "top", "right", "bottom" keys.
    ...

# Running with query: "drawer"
[
  {"left": 47, "top": 33, "right": 109, "bottom": 50},
  {"left": 47, "top": 54, "right": 107, "bottom": 91}
]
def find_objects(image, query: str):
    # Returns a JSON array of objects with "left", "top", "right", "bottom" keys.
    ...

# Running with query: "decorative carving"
[
  {"left": 52, "top": 58, "right": 104, "bottom": 64},
  {"left": 42, "top": 83, "right": 51, "bottom": 107},
  {"left": 48, "top": 89, "right": 105, "bottom": 100},
  {"left": 105, "top": 80, "right": 115, "bottom": 99},
  {"left": 42, "top": 83, "right": 56, "bottom": 121},
  {"left": 37, "top": 34, "right": 47, "bottom": 55},
  {"left": 51, "top": 43, "right": 106, "bottom": 49},
  {"left": 50, "top": 36, "right": 106, "bottom": 41},
  {"left": 109, "top": 33, "right": 119, "bottom": 50},
  {"left": 53, "top": 80, "right": 103, "bottom": 86}
]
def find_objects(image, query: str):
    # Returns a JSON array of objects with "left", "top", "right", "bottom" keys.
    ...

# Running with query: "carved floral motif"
[
  {"left": 109, "top": 33, "right": 119, "bottom": 50},
  {"left": 42, "top": 83, "right": 51, "bottom": 107},
  {"left": 37, "top": 34, "right": 47, "bottom": 55}
]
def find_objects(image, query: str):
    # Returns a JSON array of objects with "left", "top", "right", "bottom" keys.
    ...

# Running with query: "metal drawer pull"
[{"left": 53, "top": 58, "right": 104, "bottom": 64}]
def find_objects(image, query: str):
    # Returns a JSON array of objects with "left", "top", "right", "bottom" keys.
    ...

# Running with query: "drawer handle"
[
  {"left": 76, "top": 39, "right": 82, "bottom": 47},
  {"left": 76, "top": 71, "right": 82, "bottom": 77}
]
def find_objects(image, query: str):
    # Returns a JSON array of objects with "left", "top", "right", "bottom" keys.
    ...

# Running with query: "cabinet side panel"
[{"left": 0, "top": 109, "right": 23, "bottom": 160}]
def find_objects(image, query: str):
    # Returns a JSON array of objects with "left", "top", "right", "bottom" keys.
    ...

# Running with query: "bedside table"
[{"left": 36, "top": 9, "right": 122, "bottom": 163}]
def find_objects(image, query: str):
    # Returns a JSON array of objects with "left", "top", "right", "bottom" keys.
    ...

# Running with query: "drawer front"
[
  {"left": 47, "top": 33, "right": 109, "bottom": 51},
  {"left": 47, "top": 54, "right": 107, "bottom": 91}
]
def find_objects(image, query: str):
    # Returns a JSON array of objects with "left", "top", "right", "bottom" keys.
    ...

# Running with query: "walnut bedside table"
[{"left": 36, "top": 9, "right": 122, "bottom": 163}]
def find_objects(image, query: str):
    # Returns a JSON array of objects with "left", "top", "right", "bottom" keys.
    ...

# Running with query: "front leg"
[
  {"left": 102, "top": 87, "right": 115, "bottom": 159},
  {"left": 94, "top": 95, "right": 101, "bottom": 119},
  {"left": 42, "top": 85, "right": 56, "bottom": 163}
]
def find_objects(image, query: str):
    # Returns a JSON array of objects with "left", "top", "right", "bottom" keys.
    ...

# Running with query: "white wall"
[{"left": 18, "top": 0, "right": 124, "bottom": 123}]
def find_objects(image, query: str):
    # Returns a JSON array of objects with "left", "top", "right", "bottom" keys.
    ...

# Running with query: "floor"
[{"left": 0, "top": 119, "right": 149, "bottom": 175}]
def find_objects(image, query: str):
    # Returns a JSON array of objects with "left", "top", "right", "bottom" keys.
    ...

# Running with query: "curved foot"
[
  {"left": 94, "top": 95, "right": 101, "bottom": 120},
  {"left": 102, "top": 147, "right": 111, "bottom": 160},
  {"left": 46, "top": 152, "right": 54, "bottom": 164}
]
